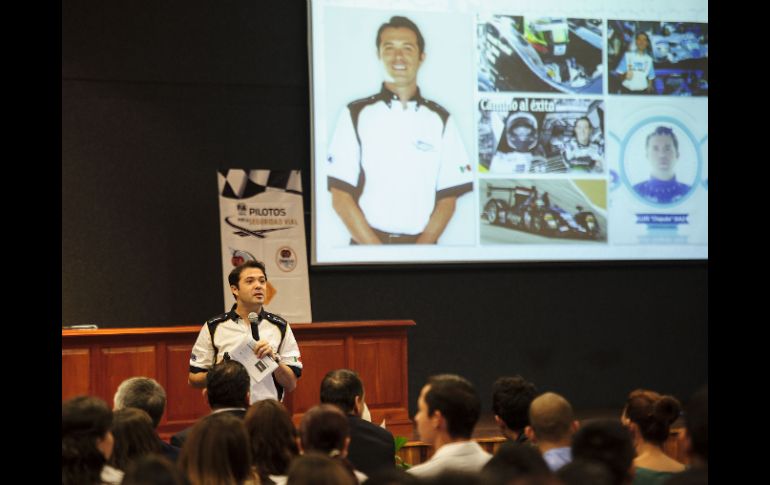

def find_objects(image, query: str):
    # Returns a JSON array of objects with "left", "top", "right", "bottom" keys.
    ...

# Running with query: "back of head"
[
  {"left": 122, "top": 454, "right": 189, "bottom": 485},
  {"left": 179, "top": 412, "right": 252, "bottom": 485},
  {"left": 320, "top": 368, "right": 364, "bottom": 415},
  {"left": 365, "top": 467, "right": 421, "bottom": 485},
  {"left": 110, "top": 407, "right": 162, "bottom": 471},
  {"left": 424, "top": 469, "right": 485, "bottom": 485},
  {"left": 62, "top": 395, "right": 113, "bottom": 485},
  {"left": 245, "top": 398, "right": 298, "bottom": 478},
  {"left": 287, "top": 452, "right": 356, "bottom": 485},
  {"left": 482, "top": 442, "right": 550, "bottom": 482},
  {"left": 493, "top": 376, "right": 537, "bottom": 434},
  {"left": 425, "top": 374, "right": 481, "bottom": 439},
  {"left": 571, "top": 419, "right": 635, "bottom": 485},
  {"left": 683, "top": 385, "right": 707, "bottom": 463},
  {"left": 624, "top": 389, "right": 681, "bottom": 445},
  {"left": 113, "top": 377, "right": 167, "bottom": 428},
  {"left": 557, "top": 459, "right": 614, "bottom": 485},
  {"left": 529, "top": 392, "right": 575, "bottom": 443},
  {"left": 299, "top": 404, "right": 350, "bottom": 454},
  {"left": 206, "top": 359, "right": 250, "bottom": 409}
]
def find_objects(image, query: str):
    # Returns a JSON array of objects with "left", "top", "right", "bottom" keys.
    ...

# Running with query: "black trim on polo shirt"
[
  {"left": 436, "top": 182, "right": 473, "bottom": 200},
  {"left": 328, "top": 176, "right": 359, "bottom": 195}
]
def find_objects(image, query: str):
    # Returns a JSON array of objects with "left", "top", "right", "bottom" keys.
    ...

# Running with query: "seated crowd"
[{"left": 63, "top": 362, "right": 707, "bottom": 485}]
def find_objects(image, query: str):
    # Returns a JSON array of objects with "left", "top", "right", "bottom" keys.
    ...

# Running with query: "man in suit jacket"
[
  {"left": 320, "top": 369, "right": 395, "bottom": 476},
  {"left": 170, "top": 359, "right": 250, "bottom": 448}
]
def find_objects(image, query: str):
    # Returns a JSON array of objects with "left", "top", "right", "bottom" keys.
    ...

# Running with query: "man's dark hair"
[
  {"left": 228, "top": 260, "right": 267, "bottom": 287},
  {"left": 376, "top": 16, "right": 425, "bottom": 54},
  {"left": 424, "top": 374, "right": 480, "bottom": 439},
  {"left": 557, "top": 459, "right": 614, "bottom": 485},
  {"left": 492, "top": 375, "right": 537, "bottom": 433},
  {"left": 481, "top": 441, "right": 550, "bottom": 481},
  {"left": 299, "top": 404, "right": 350, "bottom": 454},
  {"left": 574, "top": 117, "right": 592, "bottom": 131},
  {"left": 684, "top": 385, "right": 707, "bottom": 463},
  {"left": 206, "top": 359, "right": 250, "bottom": 409},
  {"left": 320, "top": 369, "right": 364, "bottom": 415},
  {"left": 645, "top": 125, "right": 679, "bottom": 153},
  {"left": 113, "top": 377, "right": 167, "bottom": 428},
  {"left": 571, "top": 419, "right": 635, "bottom": 485}
]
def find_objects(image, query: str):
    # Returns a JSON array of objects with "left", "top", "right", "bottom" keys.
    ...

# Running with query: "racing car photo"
[
  {"left": 481, "top": 183, "right": 605, "bottom": 241},
  {"left": 478, "top": 15, "right": 603, "bottom": 94},
  {"left": 607, "top": 20, "right": 707, "bottom": 96}
]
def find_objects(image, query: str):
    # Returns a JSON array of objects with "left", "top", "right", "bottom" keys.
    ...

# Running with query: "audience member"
[
  {"left": 320, "top": 368, "right": 395, "bottom": 476},
  {"left": 109, "top": 407, "right": 162, "bottom": 471},
  {"left": 287, "top": 452, "right": 356, "bottom": 485},
  {"left": 622, "top": 389, "right": 685, "bottom": 484},
  {"left": 557, "top": 459, "right": 615, "bottom": 485},
  {"left": 525, "top": 392, "right": 579, "bottom": 471},
  {"left": 481, "top": 441, "right": 551, "bottom": 483},
  {"left": 298, "top": 403, "right": 365, "bottom": 483},
  {"left": 571, "top": 419, "right": 635, "bottom": 485},
  {"left": 665, "top": 385, "right": 707, "bottom": 485},
  {"left": 62, "top": 395, "right": 123, "bottom": 485},
  {"left": 121, "top": 454, "right": 189, "bottom": 485},
  {"left": 114, "top": 376, "right": 180, "bottom": 462},
  {"left": 245, "top": 398, "right": 299, "bottom": 484},
  {"left": 178, "top": 412, "right": 258, "bottom": 485},
  {"left": 492, "top": 375, "right": 537, "bottom": 443},
  {"left": 171, "top": 360, "right": 250, "bottom": 448},
  {"left": 408, "top": 374, "right": 491, "bottom": 478}
]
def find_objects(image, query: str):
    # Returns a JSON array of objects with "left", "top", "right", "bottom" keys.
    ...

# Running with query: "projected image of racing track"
[{"left": 480, "top": 179, "right": 607, "bottom": 244}]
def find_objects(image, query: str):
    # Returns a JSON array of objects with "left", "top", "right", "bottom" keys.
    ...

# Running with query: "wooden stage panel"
[
  {"left": 62, "top": 347, "right": 91, "bottom": 400},
  {"left": 100, "top": 345, "right": 157, "bottom": 407},
  {"left": 62, "top": 321, "right": 416, "bottom": 437},
  {"left": 165, "top": 343, "right": 210, "bottom": 423}
]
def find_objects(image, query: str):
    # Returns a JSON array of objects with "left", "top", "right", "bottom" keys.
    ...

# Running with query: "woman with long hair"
[
  {"left": 62, "top": 395, "right": 123, "bottom": 485},
  {"left": 622, "top": 389, "right": 685, "bottom": 485},
  {"left": 178, "top": 412, "right": 259, "bottom": 485},
  {"left": 244, "top": 399, "right": 299, "bottom": 484}
]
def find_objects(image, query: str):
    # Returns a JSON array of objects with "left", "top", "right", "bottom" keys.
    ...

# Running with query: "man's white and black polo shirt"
[
  {"left": 189, "top": 307, "right": 302, "bottom": 403},
  {"left": 327, "top": 84, "right": 473, "bottom": 236}
]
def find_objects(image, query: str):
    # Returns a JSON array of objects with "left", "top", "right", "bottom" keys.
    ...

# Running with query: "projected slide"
[{"left": 310, "top": 0, "right": 708, "bottom": 264}]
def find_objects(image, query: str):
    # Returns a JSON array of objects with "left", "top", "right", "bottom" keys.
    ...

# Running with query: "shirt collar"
[{"left": 378, "top": 83, "right": 425, "bottom": 109}]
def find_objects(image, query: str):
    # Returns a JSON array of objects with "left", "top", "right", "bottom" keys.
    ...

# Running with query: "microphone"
[{"left": 248, "top": 312, "right": 260, "bottom": 341}]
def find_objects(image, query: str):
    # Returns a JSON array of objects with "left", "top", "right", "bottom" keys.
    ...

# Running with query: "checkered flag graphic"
[{"left": 218, "top": 169, "right": 303, "bottom": 199}]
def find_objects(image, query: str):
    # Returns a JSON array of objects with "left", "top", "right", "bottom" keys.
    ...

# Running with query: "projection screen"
[{"left": 309, "top": 0, "right": 708, "bottom": 265}]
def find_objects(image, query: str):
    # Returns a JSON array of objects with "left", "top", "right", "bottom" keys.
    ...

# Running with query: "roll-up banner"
[{"left": 217, "top": 169, "right": 312, "bottom": 323}]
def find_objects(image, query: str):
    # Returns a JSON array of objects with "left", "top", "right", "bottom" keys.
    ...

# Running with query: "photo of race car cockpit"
[
  {"left": 608, "top": 20, "right": 707, "bottom": 96},
  {"left": 480, "top": 180, "right": 607, "bottom": 244},
  {"left": 478, "top": 98, "right": 605, "bottom": 174},
  {"left": 478, "top": 15, "right": 603, "bottom": 94}
]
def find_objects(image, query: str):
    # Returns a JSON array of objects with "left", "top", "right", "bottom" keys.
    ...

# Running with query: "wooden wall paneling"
[
  {"left": 100, "top": 344, "right": 157, "bottom": 407},
  {"left": 62, "top": 347, "right": 91, "bottom": 400},
  {"left": 288, "top": 337, "right": 347, "bottom": 417},
  {"left": 164, "top": 341, "right": 210, "bottom": 426}
]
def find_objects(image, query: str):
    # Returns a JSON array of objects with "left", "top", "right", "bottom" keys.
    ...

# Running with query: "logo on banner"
[
  {"left": 230, "top": 249, "right": 256, "bottom": 267},
  {"left": 276, "top": 247, "right": 298, "bottom": 272},
  {"left": 237, "top": 203, "right": 247, "bottom": 215},
  {"left": 224, "top": 217, "right": 291, "bottom": 239}
]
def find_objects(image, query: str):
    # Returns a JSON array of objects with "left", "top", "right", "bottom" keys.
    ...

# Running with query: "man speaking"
[{"left": 188, "top": 260, "right": 302, "bottom": 403}]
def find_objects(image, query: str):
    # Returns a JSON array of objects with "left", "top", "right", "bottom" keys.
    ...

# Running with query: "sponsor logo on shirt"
[{"left": 415, "top": 140, "right": 434, "bottom": 151}]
